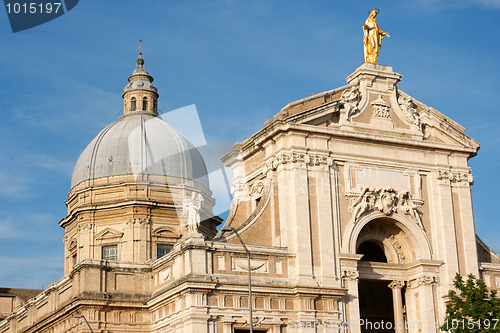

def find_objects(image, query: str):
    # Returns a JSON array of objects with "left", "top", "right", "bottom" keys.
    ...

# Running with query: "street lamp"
[
  {"left": 75, "top": 314, "right": 94, "bottom": 333},
  {"left": 220, "top": 226, "right": 253, "bottom": 333}
]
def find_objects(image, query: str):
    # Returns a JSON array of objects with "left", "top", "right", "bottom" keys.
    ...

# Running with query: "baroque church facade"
[{"left": 0, "top": 49, "right": 499, "bottom": 332}]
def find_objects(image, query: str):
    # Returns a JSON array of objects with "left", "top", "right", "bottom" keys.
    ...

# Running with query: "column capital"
[
  {"left": 417, "top": 275, "right": 440, "bottom": 286},
  {"left": 388, "top": 280, "right": 405, "bottom": 289},
  {"left": 341, "top": 270, "right": 359, "bottom": 280},
  {"left": 390, "top": 280, "right": 406, "bottom": 333}
]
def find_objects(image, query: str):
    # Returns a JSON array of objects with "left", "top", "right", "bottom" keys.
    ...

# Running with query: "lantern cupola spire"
[{"left": 122, "top": 40, "right": 159, "bottom": 116}]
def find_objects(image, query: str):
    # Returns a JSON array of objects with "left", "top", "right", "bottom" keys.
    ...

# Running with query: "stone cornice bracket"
[{"left": 388, "top": 280, "right": 405, "bottom": 290}]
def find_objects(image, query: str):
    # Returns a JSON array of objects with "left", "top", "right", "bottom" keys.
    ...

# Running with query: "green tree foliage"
[{"left": 441, "top": 273, "right": 500, "bottom": 332}]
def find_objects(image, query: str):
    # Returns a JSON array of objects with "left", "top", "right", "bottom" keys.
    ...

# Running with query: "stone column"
[{"left": 389, "top": 280, "right": 405, "bottom": 333}]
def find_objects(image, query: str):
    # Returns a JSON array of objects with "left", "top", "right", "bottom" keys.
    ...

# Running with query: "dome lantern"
[{"left": 122, "top": 41, "right": 159, "bottom": 116}]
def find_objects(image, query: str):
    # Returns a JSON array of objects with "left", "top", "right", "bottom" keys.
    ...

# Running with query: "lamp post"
[
  {"left": 221, "top": 226, "right": 253, "bottom": 333},
  {"left": 75, "top": 314, "right": 94, "bottom": 333}
]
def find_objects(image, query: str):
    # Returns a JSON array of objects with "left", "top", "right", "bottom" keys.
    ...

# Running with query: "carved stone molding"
[
  {"left": 230, "top": 180, "right": 246, "bottom": 196},
  {"left": 249, "top": 180, "right": 265, "bottom": 199},
  {"left": 158, "top": 267, "right": 172, "bottom": 285},
  {"left": 231, "top": 258, "right": 268, "bottom": 273},
  {"left": 262, "top": 152, "right": 334, "bottom": 174},
  {"left": 340, "top": 85, "right": 361, "bottom": 122},
  {"left": 389, "top": 235, "right": 406, "bottom": 262},
  {"left": 341, "top": 270, "right": 359, "bottom": 280},
  {"left": 437, "top": 170, "right": 473, "bottom": 184},
  {"left": 372, "top": 95, "right": 391, "bottom": 119},
  {"left": 416, "top": 275, "right": 440, "bottom": 286},
  {"left": 349, "top": 187, "right": 424, "bottom": 229},
  {"left": 388, "top": 280, "right": 405, "bottom": 290}
]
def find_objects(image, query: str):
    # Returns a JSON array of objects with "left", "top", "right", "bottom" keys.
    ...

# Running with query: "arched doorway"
[
  {"left": 341, "top": 212, "right": 437, "bottom": 333},
  {"left": 354, "top": 217, "right": 415, "bottom": 333}
]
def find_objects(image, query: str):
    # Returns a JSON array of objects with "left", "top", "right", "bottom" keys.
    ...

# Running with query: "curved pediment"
[{"left": 152, "top": 226, "right": 180, "bottom": 240}]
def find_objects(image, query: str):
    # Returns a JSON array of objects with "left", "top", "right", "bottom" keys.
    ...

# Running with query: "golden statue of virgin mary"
[{"left": 363, "top": 8, "right": 390, "bottom": 64}]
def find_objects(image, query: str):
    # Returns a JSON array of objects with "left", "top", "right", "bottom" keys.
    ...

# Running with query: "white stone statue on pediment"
[
  {"left": 341, "top": 86, "right": 361, "bottom": 121},
  {"left": 398, "top": 95, "right": 421, "bottom": 130},
  {"left": 182, "top": 192, "right": 204, "bottom": 234}
]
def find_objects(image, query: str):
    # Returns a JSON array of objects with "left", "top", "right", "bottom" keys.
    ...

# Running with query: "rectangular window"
[
  {"left": 101, "top": 245, "right": 118, "bottom": 261},
  {"left": 72, "top": 253, "right": 77, "bottom": 267},
  {"left": 157, "top": 244, "right": 173, "bottom": 259}
]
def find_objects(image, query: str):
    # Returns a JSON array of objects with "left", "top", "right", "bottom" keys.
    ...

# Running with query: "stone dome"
[
  {"left": 71, "top": 113, "right": 209, "bottom": 189},
  {"left": 71, "top": 52, "right": 209, "bottom": 190}
]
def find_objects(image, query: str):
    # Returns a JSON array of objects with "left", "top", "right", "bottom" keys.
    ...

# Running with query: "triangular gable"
[{"left": 95, "top": 227, "right": 123, "bottom": 240}]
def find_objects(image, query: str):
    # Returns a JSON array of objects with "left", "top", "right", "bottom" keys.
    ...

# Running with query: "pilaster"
[
  {"left": 428, "top": 170, "right": 459, "bottom": 290},
  {"left": 451, "top": 177, "right": 478, "bottom": 276},
  {"left": 275, "top": 148, "right": 315, "bottom": 283},
  {"left": 339, "top": 253, "right": 362, "bottom": 333}
]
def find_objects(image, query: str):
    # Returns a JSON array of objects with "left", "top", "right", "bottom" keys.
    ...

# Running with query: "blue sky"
[{"left": 0, "top": 0, "right": 499, "bottom": 288}]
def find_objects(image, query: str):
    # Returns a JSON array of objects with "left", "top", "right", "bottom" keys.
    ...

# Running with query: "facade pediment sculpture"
[
  {"left": 249, "top": 180, "right": 265, "bottom": 199},
  {"left": 398, "top": 95, "right": 421, "bottom": 130},
  {"left": 372, "top": 95, "right": 391, "bottom": 119},
  {"left": 340, "top": 85, "right": 361, "bottom": 122},
  {"left": 349, "top": 187, "right": 424, "bottom": 229}
]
